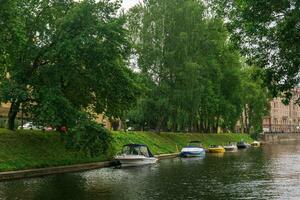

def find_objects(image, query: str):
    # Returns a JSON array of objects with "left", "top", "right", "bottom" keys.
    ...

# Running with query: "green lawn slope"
[
  {"left": 112, "top": 131, "right": 253, "bottom": 155},
  {"left": 0, "top": 129, "right": 253, "bottom": 172}
]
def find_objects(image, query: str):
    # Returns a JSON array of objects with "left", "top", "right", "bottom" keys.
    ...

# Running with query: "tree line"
[
  {"left": 125, "top": 0, "right": 269, "bottom": 133},
  {"left": 2, "top": 0, "right": 287, "bottom": 136}
]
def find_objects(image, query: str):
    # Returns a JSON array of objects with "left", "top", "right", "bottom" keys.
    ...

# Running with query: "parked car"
[
  {"left": 126, "top": 127, "right": 134, "bottom": 131},
  {"left": 43, "top": 126, "right": 54, "bottom": 132},
  {"left": 18, "top": 122, "right": 41, "bottom": 130}
]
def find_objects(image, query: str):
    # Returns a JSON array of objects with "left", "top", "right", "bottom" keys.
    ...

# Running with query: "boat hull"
[
  {"left": 237, "top": 144, "right": 250, "bottom": 149},
  {"left": 224, "top": 146, "right": 237, "bottom": 152},
  {"left": 180, "top": 151, "right": 205, "bottom": 157},
  {"left": 115, "top": 155, "right": 158, "bottom": 167},
  {"left": 237, "top": 145, "right": 247, "bottom": 149},
  {"left": 208, "top": 148, "right": 225, "bottom": 153},
  {"left": 180, "top": 147, "right": 205, "bottom": 157},
  {"left": 251, "top": 141, "right": 260, "bottom": 147},
  {"left": 237, "top": 141, "right": 251, "bottom": 149}
]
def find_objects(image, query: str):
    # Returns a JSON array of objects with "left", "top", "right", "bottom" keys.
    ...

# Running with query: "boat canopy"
[
  {"left": 188, "top": 141, "right": 203, "bottom": 147},
  {"left": 122, "top": 144, "right": 154, "bottom": 157}
]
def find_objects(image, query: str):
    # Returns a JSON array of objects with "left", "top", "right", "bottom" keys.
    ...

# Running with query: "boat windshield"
[
  {"left": 122, "top": 145, "right": 151, "bottom": 157},
  {"left": 188, "top": 141, "right": 202, "bottom": 147}
]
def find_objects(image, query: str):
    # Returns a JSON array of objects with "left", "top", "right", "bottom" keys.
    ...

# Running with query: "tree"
[
  {"left": 209, "top": 0, "right": 300, "bottom": 100},
  {"left": 0, "top": 0, "right": 139, "bottom": 130},
  {"left": 126, "top": 0, "right": 244, "bottom": 133},
  {"left": 240, "top": 66, "right": 270, "bottom": 134}
]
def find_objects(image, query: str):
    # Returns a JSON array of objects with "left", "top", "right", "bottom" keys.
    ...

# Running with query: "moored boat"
[
  {"left": 180, "top": 141, "right": 205, "bottom": 157},
  {"left": 251, "top": 141, "right": 260, "bottom": 147},
  {"left": 237, "top": 141, "right": 250, "bottom": 149},
  {"left": 224, "top": 142, "right": 238, "bottom": 152},
  {"left": 115, "top": 144, "right": 158, "bottom": 167},
  {"left": 208, "top": 145, "right": 225, "bottom": 153}
]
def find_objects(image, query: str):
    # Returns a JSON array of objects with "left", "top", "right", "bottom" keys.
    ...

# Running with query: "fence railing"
[{"left": 263, "top": 124, "right": 300, "bottom": 134}]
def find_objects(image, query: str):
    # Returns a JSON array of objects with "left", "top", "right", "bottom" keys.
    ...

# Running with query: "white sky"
[{"left": 121, "top": 0, "right": 140, "bottom": 10}]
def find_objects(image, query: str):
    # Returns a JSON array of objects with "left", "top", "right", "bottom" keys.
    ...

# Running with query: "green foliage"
[
  {"left": 240, "top": 66, "right": 270, "bottom": 134},
  {"left": 67, "top": 119, "right": 113, "bottom": 157},
  {"left": 126, "top": 0, "right": 245, "bottom": 133},
  {"left": 0, "top": 0, "right": 139, "bottom": 129},
  {"left": 209, "top": 0, "right": 300, "bottom": 100}
]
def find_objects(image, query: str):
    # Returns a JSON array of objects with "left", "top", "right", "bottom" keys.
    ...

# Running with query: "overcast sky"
[{"left": 121, "top": 0, "right": 140, "bottom": 10}]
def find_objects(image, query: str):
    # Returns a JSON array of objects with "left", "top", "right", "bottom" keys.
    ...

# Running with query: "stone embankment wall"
[
  {"left": 0, "top": 153, "right": 178, "bottom": 181},
  {"left": 262, "top": 133, "right": 300, "bottom": 143}
]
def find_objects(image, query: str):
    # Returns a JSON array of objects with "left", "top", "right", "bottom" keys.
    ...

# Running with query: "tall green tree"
[
  {"left": 209, "top": 0, "right": 300, "bottom": 100},
  {"left": 240, "top": 66, "right": 270, "bottom": 134},
  {"left": 0, "top": 0, "right": 138, "bottom": 130},
  {"left": 126, "top": 0, "right": 244, "bottom": 133}
]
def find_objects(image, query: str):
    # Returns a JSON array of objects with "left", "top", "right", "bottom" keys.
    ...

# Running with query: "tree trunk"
[
  {"left": 240, "top": 113, "right": 244, "bottom": 133},
  {"left": 8, "top": 101, "right": 20, "bottom": 130},
  {"left": 215, "top": 116, "right": 220, "bottom": 133},
  {"left": 156, "top": 116, "right": 164, "bottom": 133},
  {"left": 200, "top": 117, "right": 204, "bottom": 133}
]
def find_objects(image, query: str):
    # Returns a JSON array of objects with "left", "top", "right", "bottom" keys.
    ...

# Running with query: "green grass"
[
  {"left": 0, "top": 129, "right": 109, "bottom": 172},
  {"left": 0, "top": 129, "right": 253, "bottom": 172}
]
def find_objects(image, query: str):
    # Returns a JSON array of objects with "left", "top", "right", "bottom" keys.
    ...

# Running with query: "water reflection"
[
  {"left": 0, "top": 174, "right": 88, "bottom": 200},
  {"left": 1, "top": 143, "right": 300, "bottom": 199}
]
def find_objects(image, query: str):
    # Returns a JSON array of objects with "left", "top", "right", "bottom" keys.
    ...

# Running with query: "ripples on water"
[{"left": 1, "top": 142, "right": 300, "bottom": 200}]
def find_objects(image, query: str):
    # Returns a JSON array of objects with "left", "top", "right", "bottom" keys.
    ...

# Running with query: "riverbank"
[
  {"left": 0, "top": 129, "right": 253, "bottom": 172},
  {"left": 0, "top": 153, "right": 178, "bottom": 181},
  {"left": 112, "top": 131, "right": 253, "bottom": 154}
]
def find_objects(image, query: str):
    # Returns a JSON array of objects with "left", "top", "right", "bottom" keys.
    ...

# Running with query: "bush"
[
  {"left": 67, "top": 120, "right": 113, "bottom": 157},
  {"left": 0, "top": 118, "right": 7, "bottom": 128},
  {"left": 250, "top": 132, "right": 260, "bottom": 140}
]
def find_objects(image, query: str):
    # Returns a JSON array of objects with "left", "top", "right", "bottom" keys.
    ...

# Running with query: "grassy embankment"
[{"left": 0, "top": 129, "right": 253, "bottom": 172}]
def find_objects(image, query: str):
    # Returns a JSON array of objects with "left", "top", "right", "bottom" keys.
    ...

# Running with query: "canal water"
[{"left": 1, "top": 142, "right": 300, "bottom": 200}]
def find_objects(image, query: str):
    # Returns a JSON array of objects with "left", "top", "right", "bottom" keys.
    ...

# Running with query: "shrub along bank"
[{"left": 0, "top": 129, "right": 253, "bottom": 172}]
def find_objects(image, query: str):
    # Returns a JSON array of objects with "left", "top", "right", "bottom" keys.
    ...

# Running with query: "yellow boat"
[
  {"left": 251, "top": 141, "right": 260, "bottom": 147},
  {"left": 208, "top": 145, "right": 225, "bottom": 153}
]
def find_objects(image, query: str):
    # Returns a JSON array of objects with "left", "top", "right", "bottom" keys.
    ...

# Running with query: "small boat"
[
  {"left": 208, "top": 145, "right": 225, "bottom": 153},
  {"left": 251, "top": 141, "right": 260, "bottom": 147},
  {"left": 180, "top": 141, "right": 205, "bottom": 157},
  {"left": 237, "top": 141, "right": 250, "bottom": 149},
  {"left": 224, "top": 142, "right": 238, "bottom": 152},
  {"left": 115, "top": 144, "right": 158, "bottom": 167}
]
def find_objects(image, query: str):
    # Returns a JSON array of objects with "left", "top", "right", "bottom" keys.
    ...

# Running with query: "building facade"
[
  {"left": 263, "top": 88, "right": 300, "bottom": 133},
  {"left": 0, "top": 103, "right": 10, "bottom": 118}
]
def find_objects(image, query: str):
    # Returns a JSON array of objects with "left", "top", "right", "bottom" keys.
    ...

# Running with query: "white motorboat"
[
  {"left": 115, "top": 144, "right": 158, "bottom": 167},
  {"left": 180, "top": 141, "right": 205, "bottom": 157},
  {"left": 224, "top": 142, "right": 238, "bottom": 152}
]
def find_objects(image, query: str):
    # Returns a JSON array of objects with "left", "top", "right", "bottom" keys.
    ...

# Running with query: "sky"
[{"left": 121, "top": 0, "right": 140, "bottom": 10}]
